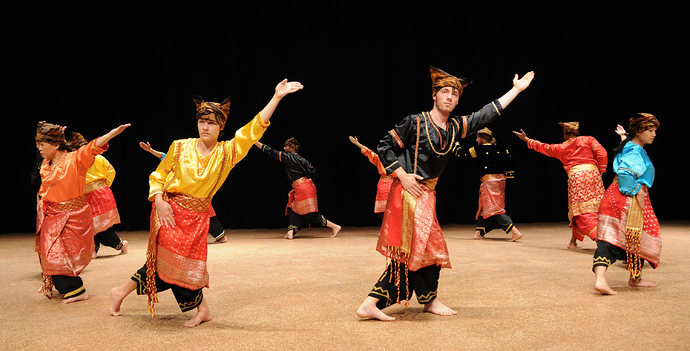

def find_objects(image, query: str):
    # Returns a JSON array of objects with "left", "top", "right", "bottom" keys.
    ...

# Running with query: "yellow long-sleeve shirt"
[{"left": 148, "top": 113, "right": 269, "bottom": 201}]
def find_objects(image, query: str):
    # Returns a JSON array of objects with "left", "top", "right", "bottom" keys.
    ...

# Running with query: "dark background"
[{"left": 3, "top": 3, "right": 683, "bottom": 234}]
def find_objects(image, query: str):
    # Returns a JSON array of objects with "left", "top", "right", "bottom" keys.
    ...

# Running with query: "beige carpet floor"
[{"left": 1, "top": 221, "right": 689, "bottom": 350}]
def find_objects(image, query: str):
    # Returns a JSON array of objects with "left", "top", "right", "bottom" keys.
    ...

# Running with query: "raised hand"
[
  {"left": 275, "top": 79, "right": 304, "bottom": 98},
  {"left": 512, "top": 129, "right": 528, "bottom": 142},
  {"left": 513, "top": 71, "right": 535, "bottom": 92}
]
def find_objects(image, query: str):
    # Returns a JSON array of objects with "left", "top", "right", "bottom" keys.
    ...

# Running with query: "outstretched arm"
[
  {"left": 258, "top": 79, "right": 304, "bottom": 124},
  {"left": 497, "top": 71, "right": 535, "bottom": 109},
  {"left": 96, "top": 124, "right": 131, "bottom": 148},
  {"left": 139, "top": 141, "right": 164, "bottom": 159}
]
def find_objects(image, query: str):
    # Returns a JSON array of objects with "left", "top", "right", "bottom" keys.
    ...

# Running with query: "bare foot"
[
  {"left": 62, "top": 293, "right": 89, "bottom": 304},
  {"left": 119, "top": 240, "right": 128, "bottom": 255},
  {"left": 284, "top": 230, "right": 294, "bottom": 240},
  {"left": 356, "top": 297, "right": 395, "bottom": 321},
  {"left": 474, "top": 231, "right": 484, "bottom": 240},
  {"left": 508, "top": 228, "right": 522, "bottom": 242},
  {"left": 567, "top": 236, "right": 578, "bottom": 249},
  {"left": 423, "top": 299, "right": 457, "bottom": 316},
  {"left": 330, "top": 224, "right": 342, "bottom": 238},
  {"left": 594, "top": 280, "right": 618, "bottom": 295},
  {"left": 629, "top": 277, "right": 657, "bottom": 288},
  {"left": 185, "top": 303, "right": 212, "bottom": 327},
  {"left": 92, "top": 251, "right": 98, "bottom": 259},
  {"left": 213, "top": 236, "right": 228, "bottom": 244},
  {"left": 567, "top": 243, "right": 578, "bottom": 249}
]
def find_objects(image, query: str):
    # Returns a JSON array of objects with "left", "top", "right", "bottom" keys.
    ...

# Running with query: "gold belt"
[
  {"left": 168, "top": 193, "right": 212, "bottom": 213},
  {"left": 46, "top": 195, "right": 88, "bottom": 212},
  {"left": 85, "top": 179, "right": 107, "bottom": 193},
  {"left": 568, "top": 163, "right": 598, "bottom": 177}
]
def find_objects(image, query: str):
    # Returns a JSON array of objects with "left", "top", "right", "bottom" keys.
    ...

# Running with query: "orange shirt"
[
  {"left": 38, "top": 139, "right": 108, "bottom": 203},
  {"left": 527, "top": 136, "right": 607, "bottom": 174}
]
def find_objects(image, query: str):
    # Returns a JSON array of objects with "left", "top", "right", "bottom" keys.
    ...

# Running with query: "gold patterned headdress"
[
  {"left": 477, "top": 127, "right": 496, "bottom": 145},
  {"left": 558, "top": 122, "right": 580, "bottom": 136},
  {"left": 430, "top": 66, "right": 472, "bottom": 98},
  {"left": 629, "top": 113, "right": 660, "bottom": 135},
  {"left": 284, "top": 137, "right": 300, "bottom": 152},
  {"left": 194, "top": 95, "right": 230, "bottom": 130},
  {"left": 35, "top": 121, "right": 65, "bottom": 145}
]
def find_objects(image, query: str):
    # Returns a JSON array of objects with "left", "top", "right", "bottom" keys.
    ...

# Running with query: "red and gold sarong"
[
  {"left": 286, "top": 177, "right": 318, "bottom": 215},
  {"left": 597, "top": 178, "right": 661, "bottom": 272},
  {"left": 377, "top": 178, "right": 451, "bottom": 272},
  {"left": 85, "top": 179, "right": 121, "bottom": 234},
  {"left": 476, "top": 174, "right": 506, "bottom": 219},
  {"left": 36, "top": 195, "right": 94, "bottom": 296},
  {"left": 567, "top": 164, "right": 605, "bottom": 241},
  {"left": 145, "top": 193, "right": 211, "bottom": 316},
  {"left": 374, "top": 175, "right": 395, "bottom": 214}
]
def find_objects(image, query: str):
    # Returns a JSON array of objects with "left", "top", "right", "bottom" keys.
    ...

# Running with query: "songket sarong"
[
  {"left": 477, "top": 174, "right": 507, "bottom": 219},
  {"left": 567, "top": 164, "right": 605, "bottom": 241},
  {"left": 85, "top": 179, "right": 121, "bottom": 234},
  {"left": 377, "top": 178, "right": 451, "bottom": 272},
  {"left": 286, "top": 177, "right": 318, "bottom": 215},
  {"left": 597, "top": 178, "right": 661, "bottom": 276},
  {"left": 145, "top": 193, "right": 211, "bottom": 316},
  {"left": 36, "top": 195, "right": 94, "bottom": 296},
  {"left": 374, "top": 174, "right": 395, "bottom": 214}
]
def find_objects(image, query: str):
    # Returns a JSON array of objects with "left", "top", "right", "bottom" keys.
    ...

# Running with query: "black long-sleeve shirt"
[
  {"left": 377, "top": 100, "right": 504, "bottom": 180},
  {"left": 260, "top": 144, "right": 316, "bottom": 183}
]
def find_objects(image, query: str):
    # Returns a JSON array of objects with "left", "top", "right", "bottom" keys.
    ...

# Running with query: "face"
[
  {"left": 197, "top": 117, "right": 221, "bottom": 142},
  {"left": 433, "top": 87, "right": 460, "bottom": 114},
  {"left": 636, "top": 127, "right": 657, "bottom": 145},
  {"left": 476, "top": 135, "right": 489, "bottom": 144},
  {"left": 283, "top": 144, "right": 296, "bottom": 153},
  {"left": 36, "top": 141, "right": 60, "bottom": 160}
]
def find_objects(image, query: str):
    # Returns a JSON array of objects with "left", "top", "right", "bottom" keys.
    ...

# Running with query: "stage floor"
[{"left": 1, "top": 221, "right": 689, "bottom": 350}]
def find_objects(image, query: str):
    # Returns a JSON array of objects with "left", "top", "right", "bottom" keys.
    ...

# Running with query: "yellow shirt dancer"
[
  {"left": 109, "top": 79, "right": 303, "bottom": 328},
  {"left": 34, "top": 121, "right": 130, "bottom": 304},
  {"left": 79, "top": 151, "right": 128, "bottom": 258}
]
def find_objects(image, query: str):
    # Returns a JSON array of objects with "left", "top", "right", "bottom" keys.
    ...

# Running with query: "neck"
[
  {"left": 198, "top": 139, "right": 217, "bottom": 155},
  {"left": 632, "top": 136, "right": 644, "bottom": 147},
  {"left": 430, "top": 107, "right": 449, "bottom": 125}
]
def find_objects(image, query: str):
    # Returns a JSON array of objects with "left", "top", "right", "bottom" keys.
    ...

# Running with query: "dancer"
[
  {"left": 34, "top": 121, "right": 130, "bottom": 303},
  {"left": 254, "top": 137, "right": 341, "bottom": 239},
  {"left": 349, "top": 136, "right": 395, "bottom": 219},
  {"left": 357, "top": 66, "right": 535, "bottom": 321},
  {"left": 513, "top": 122, "right": 607, "bottom": 248},
  {"left": 139, "top": 141, "right": 227, "bottom": 243},
  {"left": 85, "top": 153, "right": 128, "bottom": 257},
  {"left": 593, "top": 114, "right": 661, "bottom": 295},
  {"left": 109, "top": 79, "right": 303, "bottom": 327},
  {"left": 464, "top": 127, "right": 522, "bottom": 241}
]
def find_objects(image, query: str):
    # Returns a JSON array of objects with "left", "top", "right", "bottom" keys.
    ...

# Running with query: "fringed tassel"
[
  {"left": 41, "top": 274, "right": 54, "bottom": 299},
  {"left": 625, "top": 195, "right": 644, "bottom": 280},
  {"left": 145, "top": 207, "right": 161, "bottom": 318},
  {"left": 387, "top": 245, "right": 410, "bottom": 307}
]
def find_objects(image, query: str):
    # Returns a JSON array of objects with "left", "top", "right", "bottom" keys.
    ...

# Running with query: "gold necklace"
[{"left": 423, "top": 112, "right": 455, "bottom": 155}]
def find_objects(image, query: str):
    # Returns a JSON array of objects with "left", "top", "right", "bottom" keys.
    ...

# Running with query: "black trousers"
[
  {"left": 209, "top": 216, "right": 225, "bottom": 240},
  {"left": 94, "top": 227, "right": 123, "bottom": 252},
  {"left": 52, "top": 275, "right": 85, "bottom": 299},
  {"left": 476, "top": 214, "right": 514, "bottom": 236},
  {"left": 368, "top": 262, "right": 441, "bottom": 310},
  {"left": 593, "top": 240, "right": 646, "bottom": 271},
  {"left": 287, "top": 208, "right": 327, "bottom": 235},
  {"left": 131, "top": 265, "right": 204, "bottom": 312}
]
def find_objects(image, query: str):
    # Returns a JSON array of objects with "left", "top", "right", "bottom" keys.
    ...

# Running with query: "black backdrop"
[{"left": 3, "top": 3, "right": 683, "bottom": 234}]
